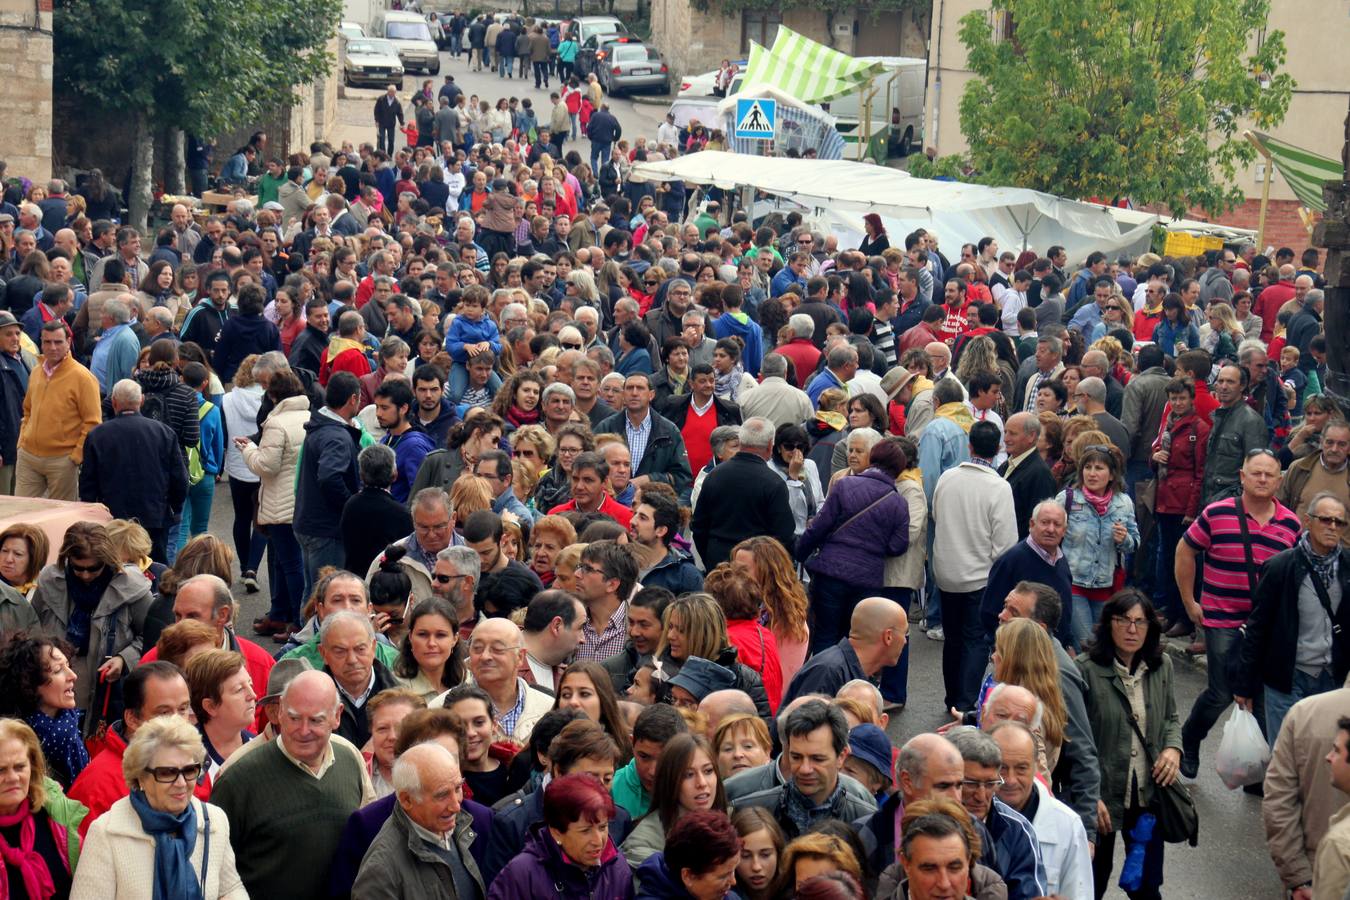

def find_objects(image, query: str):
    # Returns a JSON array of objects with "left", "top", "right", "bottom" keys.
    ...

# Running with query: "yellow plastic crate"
[{"left": 1163, "top": 231, "right": 1225, "bottom": 258}]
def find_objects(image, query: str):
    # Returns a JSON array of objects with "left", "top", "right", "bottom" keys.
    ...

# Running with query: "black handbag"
[{"left": 1115, "top": 689, "right": 1200, "bottom": 846}]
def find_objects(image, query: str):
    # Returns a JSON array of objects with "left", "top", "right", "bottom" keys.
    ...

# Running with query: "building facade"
[{"left": 0, "top": 0, "right": 54, "bottom": 182}]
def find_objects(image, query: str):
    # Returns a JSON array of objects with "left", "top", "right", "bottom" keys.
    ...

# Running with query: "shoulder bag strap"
[
  {"left": 1303, "top": 553, "right": 1344, "bottom": 637},
  {"left": 1233, "top": 497, "right": 1260, "bottom": 598},
  {"left": 199, "top": 802, "right": 211, "bottom": 896},
  {"left": 833, "top": 489, "right": 894, "bottom": 536},
  {"left": 1111, "top": 683, "right": 1157, "bottom": 767}
]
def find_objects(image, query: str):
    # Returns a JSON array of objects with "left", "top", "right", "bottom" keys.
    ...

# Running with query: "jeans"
[
  {"left": 228, "top": 478, "right": 268, "bottom": 574},
  {"left": 497, "top": 54, "right": 512, "bottom": 77},
  {"left": 476, "top": 47, "right": 489, "bottom": 69},
  {"left": 1182, "top": 624, "right": 1266, "bottom": 757},
  {"left": 1071, "top": 591, "right": 1106, "bottom": 649},
  {"left": 590, "top": 140, "right": 612, "bottom": 176},
  {"left": 570, "top": 112, "right": 580, "bottom": 141},
  {"left": 377, "top": 124, "right": 396, "bottom": 155},
  {"left": 188, "top": 168, "right": 209, "bottom": 196},
  {"left": 179, "top": 477, "right": 215, "bottom": 546},
  {"left": 807, "top": 572, "right": 870, "bottom": 656},
  {"left": 558, "top": 60, "right": 573, "bottom": 83},
  {"left": 1265, "top": 667, "right": 1336, "bottom": 747},
  {"left": 446, "top": 363, "right": 504, "bottom": 404},
  {"left": 533, "top": 60, "right": 550, "bottom": 88},
  {"left": 1153, "top": 513, "right": 1190, "bottom": 627},
  {"left": 450, "top": 33, "right": 462, "bottom": 56},
  {"left": 940, "top": 589, "right": 985, "bottom": 711},
  {"left": 922, "top": 520, "right": 942, "bottom": 629},
  {"left": 296, "top": 531, "right": 346, "bottom": 600},
  {"left": 878, "top": 587, "right": 915, "bottom": 704},
  {"left": 1092, "top": 786, "right": 1165, "bottom": 900},
  {"left": 266, "top": 522, "right": 307, "bottom": 624}
]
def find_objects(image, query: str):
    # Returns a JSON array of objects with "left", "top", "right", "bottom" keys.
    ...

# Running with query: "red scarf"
[
  {"left": 1080, "top": 486, "right": 1114, "bottom": 517},
  {"left": 0, "top": 800, "right": 57, "bottom": 900},
  {"left": 507, "top": 404, "right": 541, "bottom": 428}
]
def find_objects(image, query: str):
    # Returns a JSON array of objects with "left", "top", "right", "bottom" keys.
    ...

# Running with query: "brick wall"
[
  {"left": 0, "top": 0, "right": 53, "bottom": 182},
  {"left": 1141, "top": 198, "right": 1319, "bottom": 255}
]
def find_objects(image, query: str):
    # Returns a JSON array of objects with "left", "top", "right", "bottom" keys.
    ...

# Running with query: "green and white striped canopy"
[
  {"left": 1250, "top": 131, "right": 1343, "bottom": 212},
  {"left": 741, "top": 26, "right": 885, "bottom": 104}
]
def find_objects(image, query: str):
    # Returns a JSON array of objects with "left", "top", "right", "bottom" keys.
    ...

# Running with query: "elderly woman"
[
  {"left": 1077, "top": 589, "right": 1183, "bottom": 900},
  {"left": 0, "top": 524, "right": 44, "bottom": 638},
  {"left": 828, "top": 426, "right": 883, "bottom": 492},
  {"left": 795, "top": 440, "right": 910, "bottom": 654},
  {"left": 877, "top": 435, "right": 926, "bottom": 707},
  {"left": 634, "top": 809, "right": 741, "bottom": 900},
  {"left": 31, "top": 521, "right": 152, "bottom": 738},
  {"left": 364, "top": 688, "right": 427, "bottom": 799},
  {"left": 827, "top": 394, "right": 888, "bottom": 481},
  {"left": 712, "top": 713, "right": 772, "bottom": 781},
  {"left": 186, "top": 650, "right": 257, "bottom": 786},
  {"left": 532, "top": 422, "right": 593, "bottom": 514},
  {"left": 689, "top": 425, "right": 741, "bottom": 513},
  {"left": 0, "top": 634, "right": 88, "bottom": 788},
  {"left": 71, "top": 715, "right": 247, "bottom": 899},
  {"left": 0, "top": 718, "right": 86, "bottom": 896},
  {"left": 488, "top": 773, "right": 634, "bottom": 899}
]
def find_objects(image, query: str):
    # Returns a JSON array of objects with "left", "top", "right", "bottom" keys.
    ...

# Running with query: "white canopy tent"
[{"left": 629, "top": 152, "right": 1159, "bottom": 261}]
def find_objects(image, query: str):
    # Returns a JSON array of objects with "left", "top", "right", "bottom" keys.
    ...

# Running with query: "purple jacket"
[
  {"left": 329, "top": 792, "right": 493, "bottom": 898},
  {"left": 795, "top": 468, "right": 909, "bottom": 586},
  {"left": 487, "top": 821, "right": 634, "bottom": 900}
]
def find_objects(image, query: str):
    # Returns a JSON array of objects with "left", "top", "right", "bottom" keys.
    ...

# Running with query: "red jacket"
[
  {"left": 319, "top": 340, "right": 373, "bottom": 386},
  {"left": 1151, "top": 411, "right": 1210, "bottom": 517},
  {"left": 548, "top": 492, "right": 634, "bottom": 528},
  {"left": 727, "top": 619, "right": 783, "bottom": 714},
  {"left": 141, "top": 630, "right": 274, "bottom": 731},
  {"left": 1255, "top": 281, "right": 1296, "bottom": 341},
  {"left": 898, "top": 322, "right": 942, "bottom": 355},
  {"left": 68, "top": 726, "right": 213, "bottom": 838},
  {"left": 776, "top": 338, "right": 821, "bottom": 389}
]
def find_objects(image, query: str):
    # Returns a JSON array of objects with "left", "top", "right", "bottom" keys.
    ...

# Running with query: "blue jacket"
[
  {"left": 781, "top": 638, "right": 865, "bottom": 707},
  {"left": 804, "top": 367, "right": 844, "bottom": 408},
  {"left": 980, "top": 539, "right": 1074, "bottom": 646},
  {"left": 383, "top": 425, "right": 435, "bottom": 503},
  {"left": 419, "top": 397, "right": 461, "bottom": 448},
  {"left": 1150, "top": 317, "right": 1199, "bottom": 357},
  {"left": 614, "top": 346, "right": 653, "bottom": 377},
  {"left": 1056, "top": 487, "right": 1139, "bottom": 588},
  {"left": 795, "top": 469, "right": 909, "bottom": 586},
  {"left": 713, "top": 312, "right": 763, "bottom": 376},
  {"left": 294, "top": 408, "right": 362, "bottom": 538},
  {"left": 918, "top": 416, "right": 971, "bottom": 501},
  {"left": 635, "top": 855, "right": 741, "bottom": 900},
  {"left": 770, "top": 266, "right": 805, "bottom": 298},
  {"left": 639, "top": 548, "right": 703, "bottom": 594},
  {"left": 215, "top": 313, "right": 281, "bottom": 383},
  {"left": 220, "top": 152, "right": 249, "bottom": 185},
  {"left": 198, "top": 396, "right": 224, "bottom": 476},
  {"left": 90, "top": 323, "right": 141, "bottom": 392},
  {"left": 445, "top": 313, "right": 502, "bottom": 363},
  {"left": 984, "top": 797, "right": 1049, "bottom": 900},
  {"left": 0, "top": 349, "right": 32, "bottom": 461}
]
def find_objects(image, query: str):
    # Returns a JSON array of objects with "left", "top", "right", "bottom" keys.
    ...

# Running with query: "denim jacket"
[{"left": 1056, "top": 488, "right": 1139, "bottom": 588}]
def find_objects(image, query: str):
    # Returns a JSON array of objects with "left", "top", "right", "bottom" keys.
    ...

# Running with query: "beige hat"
[{"left": 880, "top": 366, "right": 917, "bottom": 401}]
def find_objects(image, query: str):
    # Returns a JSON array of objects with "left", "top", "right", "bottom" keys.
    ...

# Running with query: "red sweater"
[
  {"left": 681, "top": 400, "right": 719, "bottom": 475},
  {"left": 727, "top": 619, "right": 783, "bottom": 714},
  {"left": 141, "top": 632, "right": 274, "bottom": 732},
  {"left": 548, "top": 493, "right": 634, "bottom": 528},
  {"left": 68, "top": 727, "right": 213, "bottom": 838}
]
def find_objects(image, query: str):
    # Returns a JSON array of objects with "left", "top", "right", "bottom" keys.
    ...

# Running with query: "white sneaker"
[{"left": 926, "top": 627, "right": 945, "bottom": 641}]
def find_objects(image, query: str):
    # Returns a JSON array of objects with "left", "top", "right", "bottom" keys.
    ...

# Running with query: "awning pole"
[{"left": 1245, "top": 131, "right": 1272, "bottom": 249}]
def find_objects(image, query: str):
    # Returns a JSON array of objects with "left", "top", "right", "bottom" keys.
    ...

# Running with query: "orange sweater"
[{"left": 19, "top": 356, "right": 103, "bottom": 464}]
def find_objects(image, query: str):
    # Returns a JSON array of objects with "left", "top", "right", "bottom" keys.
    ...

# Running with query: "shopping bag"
[{"left": 1215, "top": 705, "right": 1270, "bottom": 789}]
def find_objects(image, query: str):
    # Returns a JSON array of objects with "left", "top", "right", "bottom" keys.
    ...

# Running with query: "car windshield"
[
  {"left": 349, "top": 40, "right": 397, "bottom": 55},
  {"left": 613, "top": 46, "right": 658, "bottom": 63},
  {"left": 387, "top": 21, "right": 433, "bottom": 41}
]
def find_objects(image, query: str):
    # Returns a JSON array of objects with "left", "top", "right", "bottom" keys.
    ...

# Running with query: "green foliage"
[
  {"left": 55, "top": 0, "right": 342, "bottom": 137},
  {"left": 954, "top": 0, "right": 1294, "bottom": 216},
  {"left": 908, "top": 153, "right": 968, "bottom": 180},
  {"left": 693, "top": 0, "right": 923, "bottom": 18}
]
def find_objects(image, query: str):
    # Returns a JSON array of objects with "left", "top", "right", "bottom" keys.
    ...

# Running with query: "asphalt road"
[{"left": 207, "top": 482, "right": 1283, "bottom": 898}]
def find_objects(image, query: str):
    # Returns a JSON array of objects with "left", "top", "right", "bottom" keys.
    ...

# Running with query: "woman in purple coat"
[
  {"left": 794, "top": 439, "right": 911, "bottom": 655},
  {"left": 488, "top": 773, "right": 635, "bottom": 900}
]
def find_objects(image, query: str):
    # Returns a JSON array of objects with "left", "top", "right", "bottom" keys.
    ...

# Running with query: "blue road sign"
[{"left": 734, "top": 98, "right": 777, "bottom": 140}]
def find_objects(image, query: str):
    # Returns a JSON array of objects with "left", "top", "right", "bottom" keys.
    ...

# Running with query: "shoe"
[
  {"left": 926, "top": 627, "right": 945, "bottom": 641},
  {"left": 1180, "top": 750, "right": 1199, "bottom": 780},
  {"left": 1243, "top": 781, "right": 1265, "bottom": 797},
  {"left": 1165, "top": 621, "right": 1194, "bottom": 639},
  {"left": 271, "top": 625, "right": 299, "bottom": 644},
  {"left": 252, "top": 615, "right": 288, "bottom": 636},
  {"left": 242, "top": 571, "right": 259, "bottom": 593}
]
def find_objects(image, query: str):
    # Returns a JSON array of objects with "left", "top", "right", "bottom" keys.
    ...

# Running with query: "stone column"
[
  {"left": 0, "top": 0, "right": 53, "bottom": 181},
  {"left": 1313, "top": 101, "right": 1350, "bottom": 412}
]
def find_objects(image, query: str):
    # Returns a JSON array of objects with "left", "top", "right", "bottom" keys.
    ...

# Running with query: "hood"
[
  {"left": 305, "top": 407, "right": 358, "bottom": 436},
  {"left": 269, "top": 394, "right": 312, "bottom": 418},
  {"left": 635, "top": 855, "right": 690, "bottom": 899},
  {"left": 136, "top": 366, "right": 183, "bottom": 392},
  {"left": 327, "top": 335, "right": 366, "bottom": 357}
]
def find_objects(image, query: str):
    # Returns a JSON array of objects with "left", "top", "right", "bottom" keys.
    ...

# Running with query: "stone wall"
[{"left": 0, "top": 0, "right": 53, "bottom": 182}]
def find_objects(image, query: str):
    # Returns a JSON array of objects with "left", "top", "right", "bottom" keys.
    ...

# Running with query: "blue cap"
[
  {"left": 667, "top": 656, "right": 737, "bottom": 702},
  {"left": 847, "top": 723, "right": 893, "bottom": 783}
]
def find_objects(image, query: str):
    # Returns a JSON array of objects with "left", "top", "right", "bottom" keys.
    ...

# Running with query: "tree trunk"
[
  {"left": 127, "top": 115, "right": 155, "bottom": 233},
  {"left": 164, "top": 127, "right": 186, "bottom": 196}
]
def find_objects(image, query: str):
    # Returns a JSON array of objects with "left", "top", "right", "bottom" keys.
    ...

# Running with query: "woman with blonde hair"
[
  {"left": 104, "top": 519, "right": 167, "bottom": 590},
  {"left": 0, "top": 718, "right": 86, "bottom": 892},
  {"left": 654, "top": 593, "right": 771, "bottom": 720},
  {"left": 449, "top": 474, "right": 495, "bottom": 534},
  {"left": 155, "top": 619, "right": 220, "bottom": 670},
  {"left": 186, "top": 649, "right": 256, "bottom": 784},
  {"left": 143, "top": 533, "right": 235, "bottom": 649},
  {"left": 551, "top": 543, "right": 588, "bottom": 593},
  {"left": 567, "top": 268, "right": 600, "bottom": 307},
  {"left": 992, "top": 618, "right": 1069, "bottom": 769},
  {"left": 778, "top": 832, "right": 864, "bottom": 895},
  {"left": 1200, "top": 301, "right": 1243, "bottom": 363},
  {"left": 731, "top": 535, "right": 809, "bottom": 689}
]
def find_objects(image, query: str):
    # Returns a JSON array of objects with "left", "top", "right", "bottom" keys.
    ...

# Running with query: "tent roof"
[
  {"left": 740, "top": 27, "right": 886, "bottom": 104},
  {"left": 1091, "top": 204, "right": 1256, "bottom": 240},
  {"left": 1249, "top": 131, "right": 1341, "bottom": 212}
]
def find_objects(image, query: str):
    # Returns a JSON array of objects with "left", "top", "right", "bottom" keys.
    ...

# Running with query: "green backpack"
[{"left": 186, "top": 400, "right": 214, "bottom": 485}]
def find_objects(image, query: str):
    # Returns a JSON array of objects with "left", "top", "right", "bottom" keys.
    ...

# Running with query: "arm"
[
  {"left": 794, "top": 489, "right": 841, "bottom": 562},
  {"left": 67, "top": 820, "right": 115, "bottom": 900},
  {"left": 1233, "top": 563, "right": 1280, "bottom": 703},
  {"left": 71, "top": 373, "right": 104, "bottom": 464},
  {"left": 1121, "top": 385, "right": 1143, "bottom": 456},
  {"left": 242, "top": 421, "right": 286, "bottom": 477},
  {"left": 77, "top": 436, "right": 98, "bottom": 502},
  {"left": 1058, "top": 670, "right": 1102, "bottom": 844},
  {"left": 665, "top": 431, "right": 693, "bottom": 504},
  {"left": 166, "top": 433, "right": 189, "bottom": 513}
]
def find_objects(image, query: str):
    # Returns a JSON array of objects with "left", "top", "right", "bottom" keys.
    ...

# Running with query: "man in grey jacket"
[{"left": 1201, "top": 364, "right": 1270, "bottom": 507}]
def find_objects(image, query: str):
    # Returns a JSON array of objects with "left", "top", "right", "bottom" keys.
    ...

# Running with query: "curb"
[
  {"left": 627, "top": 93, "right": 675, "bottom": 106},
  {"left": 1163, "top": 636, "right": 1208, "bottom": 672}
]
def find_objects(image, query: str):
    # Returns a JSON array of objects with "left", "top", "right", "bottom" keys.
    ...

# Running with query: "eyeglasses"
[
  {"left": 1112, "top": 615, "right": 1149, "bottom": 631},
  {"left": 961, "top": 777, "right": 1005, "bottom": 792},
  {"left": 432, "top": 572, "right": 468, "bottom": 584},
  {"left": 561, "top": 342, "right": 583, "bottom": 350},
  {"left": 574, "top": 563, "right": 604, "bottom": 576},
  {"left": 1314, "top": 515, "right": 1350, "bottom": 529},
  {"left": 414, "top": 520, "right": 452, "bottom": 534},
  {"left": 1245, "top": 448, "right": 1279, "bottom": 462},
  {"left": 146, "top": 764, "right": 203, "bottom": 784},
  {"left": 69, "top": 561, "right": 105, "bottom": 574}
]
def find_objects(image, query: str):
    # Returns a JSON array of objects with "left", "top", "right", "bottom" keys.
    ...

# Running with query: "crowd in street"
[{"left": 0, "top": 22, "right": 1349, "bottom": 900}]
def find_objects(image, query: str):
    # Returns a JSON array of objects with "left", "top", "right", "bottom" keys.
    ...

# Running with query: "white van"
[
  {"left": 373, "top": 10, "right": 440, "bottom": 74},
  {"left": 820, "top": 57, "right": 926, "bottom": 158}
]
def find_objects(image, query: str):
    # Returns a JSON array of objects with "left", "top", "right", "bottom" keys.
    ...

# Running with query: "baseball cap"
[
  {"left": 667, "top": 656, "right": 736, "bottom": 702},
  {"left": 847, "top": 723, "right": 894, "bottom": 784}
]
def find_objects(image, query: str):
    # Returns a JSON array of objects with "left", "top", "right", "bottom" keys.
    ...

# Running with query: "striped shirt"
[{"left": 1183, "top": 497, "right": 1301, "bottom": 627}]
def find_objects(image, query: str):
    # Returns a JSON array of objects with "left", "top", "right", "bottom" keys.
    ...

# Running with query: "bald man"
[
  {"left": 443, "top": 617, "right": 553, "bottom": 744},
  {"left": 699, "top": 689, "right": 758, "bottom": 741},
  {"left": 857, "top": 733, "right": 967, "bottom": 873},
  {"left": 782, "top": 597, "right": 907, "bottom": 706},
  {"left": 982, "top": 683, "right": 1043, "bottom": 732}
]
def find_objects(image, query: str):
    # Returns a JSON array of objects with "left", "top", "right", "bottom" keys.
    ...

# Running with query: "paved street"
[
  {"left": 331, "top": 43, "right": 669, "bottom": 155},
  {"left": 206, "top": 483, "right": 1282, "bottom": 898}
]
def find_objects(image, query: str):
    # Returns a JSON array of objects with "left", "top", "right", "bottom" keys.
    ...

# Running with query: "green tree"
[
  {"left": 55, "top": 0, "right": 340, "bottom": 230},
  {"left": 952, "top": 0, "right": 1293, "bottom": 216}
]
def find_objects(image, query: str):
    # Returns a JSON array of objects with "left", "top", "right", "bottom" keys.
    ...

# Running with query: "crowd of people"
[{"left": 0, "top": 27, "right": 1347, "bottom": 900}]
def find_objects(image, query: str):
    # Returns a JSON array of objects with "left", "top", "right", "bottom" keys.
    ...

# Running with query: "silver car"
[
  {"left": 344, "top": 39, "right": 405, "bottom": 87},
  {"left": 600, "top": 42, "right": 669, "bottom": 96},
  {"left": 378, "top": 11, "right": 441, "bottom": 75}
]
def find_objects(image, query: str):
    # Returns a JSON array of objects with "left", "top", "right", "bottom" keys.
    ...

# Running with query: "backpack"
[
  {"left": 186, "top": 400, "right": 213, "bottom": 485},
  {"left": 141, "top": 390, "right": 169, "bottom": 427}
]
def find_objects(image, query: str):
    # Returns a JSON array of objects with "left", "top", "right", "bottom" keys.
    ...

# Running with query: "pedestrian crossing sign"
[{"left": 735, "top": 98, "right": 777, "bottom": 139}]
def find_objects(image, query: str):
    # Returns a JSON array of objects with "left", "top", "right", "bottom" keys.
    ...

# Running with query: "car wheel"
[
  {"left": 430, "top": 59, "right": 441, "bottom": 75},
  {"left": 899, "top": 126, "right": 913, "bottom": 157}
]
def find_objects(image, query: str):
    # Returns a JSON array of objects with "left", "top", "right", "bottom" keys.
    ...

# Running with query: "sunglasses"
[
  {"left": 146, "top": 764, "right": 203, "bottom": 784},
  {"left": 432, "top": 573, "right": 467, "bottom": 584},
  {"left": 70, "top": 561, "right": 105, "bottom": 574},
  {"left": 561, "top": 342, "right": 583, "bottom": 350},
  {"left": 1314, "top": 515, "right": 1350, "bottom": 529}
]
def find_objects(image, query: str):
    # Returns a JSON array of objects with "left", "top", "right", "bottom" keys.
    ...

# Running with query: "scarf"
[
  {"left": 0, "top": 801, "right": 56, "bottom": 900},
  {"left": 506, "top": 404, "right": 540, "bottom": 428},
  {"left": 934, "top": 401, "right": 975, "bottom": 433},
  {"left": 897, "top": 467, "right": 922, "bottom": 486},
  {"left": 24, "top": 709, "right": 87, "bottom": 788},
  {"left": 64, "top": 564, "right": 113, "bottom": 656},
  {"left": 782, "top": 777, "right": 845, "bottom": 837},
  {"left": 1298, "top": 531, "right": 1339, "bottom": 589},
  {"left": 714, "top": 363, "right": 746, "bottom": 403},
  {"left": 1080, "top": 485, "right": 1114, "bottom": 517},
  {"left": 128, "top": 790, "right": 204, "bottom": 900},
  {"left": 813, "top": 409, "right": 846, "bottom": 432}
]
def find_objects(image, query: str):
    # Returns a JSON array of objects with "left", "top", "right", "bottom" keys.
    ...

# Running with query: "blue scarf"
[
  {"left": 128, "top": 790, "right": 204, "bottom": 900},
  {"left": 25, "top": 708, "right": 88, "bottom": 788}
]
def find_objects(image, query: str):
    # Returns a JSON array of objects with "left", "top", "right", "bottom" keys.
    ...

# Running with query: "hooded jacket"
[
  {"left": 133, "top": 365, "right": 200, "bottom": 460},
  {"left": 638, "top": 547, "right": 703, "bottom": 594},
  {"left": 320, "top": 335, "right": 372, "bottom": 386},
  {"left": 634, "top": 854, "right": 741, "bottom": 900},
  {"left": 215, "top": 313, "right": 281, "bottom": 382},
  {"left": 241, "top": 394, "right": 310, "bottom": 524},
  {"left": 383, "top": 424, "right": 436, "bottom": 503},
  {"left": 294, "top": 408, "right": 362, "bottom": 538},
  {"left": 712, "top": 312, "right": 763, "bottom": 376}
]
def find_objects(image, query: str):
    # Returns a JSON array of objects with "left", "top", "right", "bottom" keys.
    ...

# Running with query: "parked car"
[
  {"left": 678, "top": 60, "right": 746, "bottom": 97},
  {"left": 600, "top": 41, "right": 670, "bottom": 96},
  {"left": 373, "top": 10, "right": 441, "bottom": 74},
  {"left": 575, "top": 31, "right": 622, "bottom": 77},
  {"left": 566, "top": 15, "right": 629, "bottom": 46},
  {"left": 343, "top": 38, "right": 406, "bottom": 87},
  {"left": 339, "top": 20, "right": 366, "bottom": 41}
]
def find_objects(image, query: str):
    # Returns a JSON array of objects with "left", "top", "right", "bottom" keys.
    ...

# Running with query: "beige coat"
[
  {"left": 70, "top": 796, "right": 248, "bottom": 900},
  {"left": 1265, "top": 678, "right": 1350, "bottom": 889},
  {"left": 884, "top": 475, "right": 928, "bottom": 590},
  {"left": 1316, "top": 804, "right": 1350, "bottom": 900},
  {"left": 241, "top": 394, "right": 309, "bottom": 525}
]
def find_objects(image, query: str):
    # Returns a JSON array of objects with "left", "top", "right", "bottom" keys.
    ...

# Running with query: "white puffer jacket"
[{"left": 241, "top": 394, "right": 310, "bottom": 525}]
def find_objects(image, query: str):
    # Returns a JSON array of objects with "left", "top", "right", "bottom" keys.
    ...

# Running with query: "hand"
[
  {"left": 787, "top": 448, "right": 805, "bottom": 480},
  {"left": 630, "top": 474, "right": 651, "bottom": 488},
  {"left": 1153, "top": 747, "right": 1182, "bottom": 785},
  {"left": 1234, "top": 695, "right": 1254, "bottom": 712},
  {"left": 1152, "top": 450, "right": 1169, "bottom": 465},
  {"left": 97, "top": 656, "right": 125, "bottom": 682},
  {"left": 1088, "top": 840, "right": 1095, "bottom": 860},
  {"left": 1294, "top": 886, "right": 1313, "bottom": 900},
  {"left": 1112, "top": 521, "right": 1128, "bottom": 544},
  {"left": 1096, "top": 799, "right": 1112, "bottom": 835},
  {"left": 1182, "top": 516, "right": 1195, "bottom": 525},
  {"left": 1184, "top": 599, "right": 1204, "bottom": 626},
  {"left": 935, "top": 708, "right": 963, "bottom": 735},
  {"left": 233, "top": 436, "right": 250, "bottom": 449},
  {"left": 370, "top": 611, "right": 393, "bottom": 635}
]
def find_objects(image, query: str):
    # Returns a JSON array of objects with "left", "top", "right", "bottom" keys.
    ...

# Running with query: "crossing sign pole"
[{"left": 735, "top": 97, "right": 777, "bottom": 141}]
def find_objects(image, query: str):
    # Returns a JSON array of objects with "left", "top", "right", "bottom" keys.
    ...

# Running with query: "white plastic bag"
[{"left": 1215, "top": 705, "right": 1270, "bottom": 789}]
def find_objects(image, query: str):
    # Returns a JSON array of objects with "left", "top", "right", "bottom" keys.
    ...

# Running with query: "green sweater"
[
  {"left": 611, "top": 758, "right": 650, "bottom": 820},
  {"left": 210, "top": 739, "right": 364, "bottom": 900}
]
